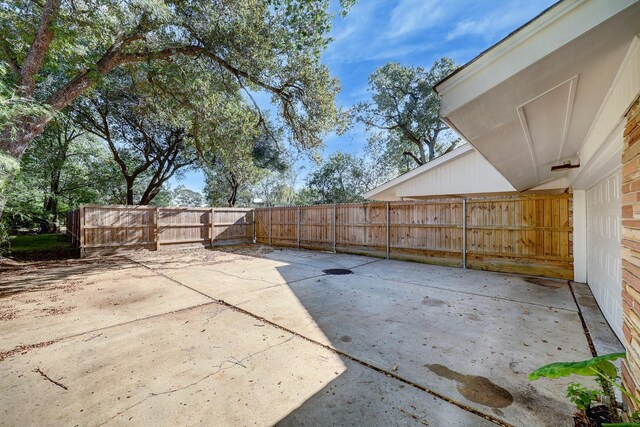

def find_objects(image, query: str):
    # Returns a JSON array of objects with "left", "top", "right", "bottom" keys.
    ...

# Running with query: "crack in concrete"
[
  {"left": 34, "top": 367, "right": 68, "bottom": 390},
  {"left": 568, "top": 281, "right": 598, "bottom": 357}
]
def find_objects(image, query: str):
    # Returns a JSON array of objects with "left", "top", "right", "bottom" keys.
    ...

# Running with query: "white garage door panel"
[{"left": 586, "top": 170, "right": 623, "bottom": 342}]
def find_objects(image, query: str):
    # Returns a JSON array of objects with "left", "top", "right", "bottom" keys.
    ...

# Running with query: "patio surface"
[{"left": 0, "top": 246, "right": 619, "bottom": 426}]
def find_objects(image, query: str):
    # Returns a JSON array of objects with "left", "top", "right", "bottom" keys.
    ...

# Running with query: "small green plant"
[
  {"left": 529, "top": 352, "right": 640, "bottom": 426},
  {"left": 567, "top": 382, "right": 600, "bottom": 415}
]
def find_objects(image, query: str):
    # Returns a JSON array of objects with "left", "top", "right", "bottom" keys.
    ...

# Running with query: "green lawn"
[{"left": 9, "top": 234, "right": 77, "bottom": 260}]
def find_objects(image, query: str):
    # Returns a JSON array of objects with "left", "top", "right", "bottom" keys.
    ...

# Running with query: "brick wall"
[{"left": 622, "top": 98, "right": 640, "bottom": 407}]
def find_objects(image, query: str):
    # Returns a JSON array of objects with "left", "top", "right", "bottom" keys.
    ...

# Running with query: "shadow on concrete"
[
  {"left": 0, "top": 256, "right": 135, "bottom": 297},
  {"left": 227, "top": 247, "right": 608, "bottom": 426}
]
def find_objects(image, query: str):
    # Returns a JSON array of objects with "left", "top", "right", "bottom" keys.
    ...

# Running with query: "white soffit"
[{"left": 436, "top": 0, "right": 640, "bottom": 191}]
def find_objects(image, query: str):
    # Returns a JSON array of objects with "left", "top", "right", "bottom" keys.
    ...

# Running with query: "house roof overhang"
[{"left": 434, "top": 0, "right": 640, "bottom": 191}]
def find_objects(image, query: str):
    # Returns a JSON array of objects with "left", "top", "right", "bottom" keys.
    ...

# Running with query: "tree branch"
[
  {"left": 402, "top": 151, "right": 424, "bottom": 166},
  {"left": 18, "top": 0, "right": 60, "bottom": 96}
]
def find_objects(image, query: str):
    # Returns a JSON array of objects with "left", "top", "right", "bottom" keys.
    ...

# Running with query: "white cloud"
[{"left": 387, "top": 0, "right": 445, "bottom": 38}]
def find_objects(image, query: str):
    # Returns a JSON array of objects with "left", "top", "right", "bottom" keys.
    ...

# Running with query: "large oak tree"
[
  {"left": 352, "top": 58, "right": 460, "bottom": 172},
  {"left": 0, "top": 0, "right": 351, "bottom": 202}
]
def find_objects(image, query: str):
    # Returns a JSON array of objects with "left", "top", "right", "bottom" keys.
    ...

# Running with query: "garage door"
[{"left": 586, "top": 169, "right": 623, "bottom": 341}]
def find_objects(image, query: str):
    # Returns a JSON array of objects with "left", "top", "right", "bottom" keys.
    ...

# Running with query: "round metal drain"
[{"left": 323, "top": 268, "right": 353, "bottom": 275}]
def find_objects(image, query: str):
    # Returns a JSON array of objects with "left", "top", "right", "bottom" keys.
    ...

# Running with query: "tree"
[
  {"left": 253, "top": 170, "right": 297, "bottom": 207},
  {"left": 203, "top": 118, "right": 289, "bottom": 207},
  {"left": 36, "top": 116, "right": 84, "bottom": 231},
  {"left": 74, "top": 87, "right": 197, "bottom": 205},
  {"left": 3, "top": 117, "right": 116, "bottom": 232},
  {"left": 305, "top": 152, "right": 381, "bottom": 204},
  {"left": 353, "top": 59, "right": 460, "bottom": 171},
  {"left": 0, "top": 0, "right": 351, "bottom": 176},
  {"left": 0, "top": 64, "right": 50, "bottom": 217},
  {"left": 173, "top": 185, "right": 203, "bottom": 207}
]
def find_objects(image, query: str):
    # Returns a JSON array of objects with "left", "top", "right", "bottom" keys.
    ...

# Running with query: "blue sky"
[{"left": 174, "top": 0, "right": 557, "bottom": 193}]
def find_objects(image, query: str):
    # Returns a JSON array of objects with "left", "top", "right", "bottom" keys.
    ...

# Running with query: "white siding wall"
[{"left": 394, "top": 149, "right": 515, "bottom": 198}]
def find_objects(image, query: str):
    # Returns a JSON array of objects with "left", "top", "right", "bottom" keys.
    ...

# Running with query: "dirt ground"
[{"left": 0, "top": 246, "right": 617, "bottom": 426}]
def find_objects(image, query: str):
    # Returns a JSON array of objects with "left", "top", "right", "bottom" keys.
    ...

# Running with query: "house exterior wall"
[
  {"left": 393, "top": 149, "right": 515, "bottom": 199},
  {"left": 621, "top": 98, "right": 640, "bottom": 406},
  {"left": 367, "top": 147, "right": 517, "bottom": 201}
]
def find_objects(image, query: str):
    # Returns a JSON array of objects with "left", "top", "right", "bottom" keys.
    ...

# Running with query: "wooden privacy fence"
[
  {"left": 66, "top": 205, "right": 253, "bottom": 256},
  {"left": 66, "top": 194, "right": 573, "bottom": 279},
  {"left": 255, "top": 194, "right": 573, "bottom": 279}
]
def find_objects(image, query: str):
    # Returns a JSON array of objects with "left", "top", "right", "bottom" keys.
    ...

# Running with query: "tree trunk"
[
  {"left": 426, "top": 143, "right": 433, "bottom": 163},
  {"left": 228, "top": 184, "right": 238, "bottom": 207},
  {"left": 126, "top": 177, "right": 135, "bottom": 205},
  {"left": 42, "top": 197, "right": 59, "bottom": 233}
]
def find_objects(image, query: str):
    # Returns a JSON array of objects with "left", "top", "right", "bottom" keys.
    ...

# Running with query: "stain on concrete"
[
  {"left": 466, "top": 313, "right": 481, "bottom": 322},
  {"left": 422, "top": 296, "right": 446, "bottom": 306},
  {"left": 426, "top": 364, "right": 514, "bottom": 408},
  {"left": 524, "top": 278, "right": 564, "bottom": 288},
  {"left": 40, "top": 306, "right": 75, "bottom": 317},
  {"left": 340, "top": 335, "right": 352, "bottom": 343}
]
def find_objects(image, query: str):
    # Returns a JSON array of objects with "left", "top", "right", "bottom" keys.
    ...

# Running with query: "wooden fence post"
[
  {"left": 269, "top": 207, "right": 272, "bottom": 246},
  {"left": 209, "top": 208, "right": 216, "bottom": 248},
  {"left": 252, "top": 210, "right": 256, "bottom": 244},
  {"left": 333, "top": 204, "right": 337, "bottom": 253},
  {"left": 462, "top": 198, "right": 467, "bottom": 269},
  {"left": 297, "top": 206, "right": 301, "bottom": 249},
  {"left": 79, "top": 206, "right": 85, "bottom": 257},
  {"left": 386, "top": 202, "right": 390, "bottom": 259},
  {"left": 70, "top": 210, "right": 75, "bottom": 246},
  {"left": 155, "top": 207, "right": 160, "bottom": 251}
]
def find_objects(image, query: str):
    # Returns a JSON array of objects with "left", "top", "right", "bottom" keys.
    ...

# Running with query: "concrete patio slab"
[
  {"left": 230, "top": 268, "right": 590, "bottom": 426},
  {"left": 351, "top": 259, "right": 577, "bottom": 311},
  {"left": 0, "top": 262, "right": 210, "bottom": 352},
  {"left": 0, "top": 299, "right": 491, "bottom": 427},
  {"left": 0, "top": 246, "right": 612, "bottom": 426}
]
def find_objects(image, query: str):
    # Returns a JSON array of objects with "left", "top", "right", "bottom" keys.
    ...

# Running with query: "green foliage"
[
  {"left": 0, "top": 65, "right": 50, "bottom": 143},
  {"left": 203, "top": 117, "right": 290, "bottom": 207},
  {"left": 1, "top": 0, "right": 349, "bottom": 152},
  {"left": 304, "top": 151, "right": 393, "bottom": 204},
  {"left": 3, "top": 116, "right": 117, "bottom": 232},
  {"left": 529, "top": 353, "right": 640, "bottom": 425},
  {"left": 252, "top": 169, "right": 298, "bottom": 207},
  {"left": 528, "top": 353, "right": 626, "bottom": 381},
  {"left": 566, "top": 382, "right": 599, "bottom": 413},
  {"left": 305, "top": 152, "right": 366, "bottom": 204},
  {"left": 173, "top": 185, "right": 203, "bottom": 207},
  {"left": 9, "top": 234, "right": 72, "bottom": 253},
  {"left": 352, "top": 58, "right": 459, "bottom": 172},
  {"left": 0, "top": 222, "right": 10, "bottom": 256},
  {"left": 602, "top": 423, "right": 640, "bottom": 426}
]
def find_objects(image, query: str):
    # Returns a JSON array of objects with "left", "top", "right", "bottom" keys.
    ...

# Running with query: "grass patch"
[{"left": 8, "top": 234, "right": 77, "bottom": 261}]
